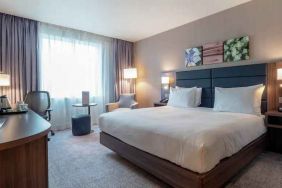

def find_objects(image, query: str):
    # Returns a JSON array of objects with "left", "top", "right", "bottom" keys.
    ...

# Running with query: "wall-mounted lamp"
[
  {"left": 161, "top": 77, "right": 169, "bottom": 84},
  {"left": 277, "top": 68, "right": 282, "bottom": 87},
  {"left": 161, "top": 76, "right": 170, "bottom": 90},
  {"left": 160, "top": 72, "right": 175, "bottom": 103},
  {"left": 277, "top": 68, "right": 282, "bottom": 111},
  {"left": 160, "top": 76, "right": 170, "bottom": 102}
]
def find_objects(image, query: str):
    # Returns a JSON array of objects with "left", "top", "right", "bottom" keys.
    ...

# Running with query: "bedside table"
[
  {"left": 154, "top": 102, "right": 167, "bottom": 107},
  {"left": 265, "top": 111, "right": 282, "bottom": 153}
]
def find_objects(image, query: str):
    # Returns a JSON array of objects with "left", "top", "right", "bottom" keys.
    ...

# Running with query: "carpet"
[{"left": 49, "top": 129, "right": 282, "bottom": 188}]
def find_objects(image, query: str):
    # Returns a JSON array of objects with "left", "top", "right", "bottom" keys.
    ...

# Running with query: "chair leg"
[{"left": 50, "top": 130, "right": 55, "bottom": 136}]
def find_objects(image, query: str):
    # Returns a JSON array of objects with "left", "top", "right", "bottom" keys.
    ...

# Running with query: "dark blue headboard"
[
  {"left": 176, "top": 69, "right": 212, "bottom": 107},
  {"left": 176, "top": 64, "right": 267, "bottom": 112}
]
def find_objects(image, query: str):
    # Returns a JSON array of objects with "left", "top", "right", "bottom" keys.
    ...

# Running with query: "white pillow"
[
  {"left": 213, "top": 84, "right": 265, "bottom": 115},
  {"left": 167, "top": 87, "right": 196, "bottom": 108},
  {"left": 176, "top": 86, "right": 202, "bottom": 106}
]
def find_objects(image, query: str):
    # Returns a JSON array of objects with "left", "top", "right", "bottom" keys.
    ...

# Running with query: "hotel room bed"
[
  {"left": 99, "top": 64, "right": 269, "bottom": 188},
  {"left": 99, "top": 106, "right": 266, "bottom": 173}
]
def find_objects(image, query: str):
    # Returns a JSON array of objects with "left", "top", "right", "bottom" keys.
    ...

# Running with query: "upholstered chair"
[{"left": 106, "top": 94, "right": 138, "bottom": 112}]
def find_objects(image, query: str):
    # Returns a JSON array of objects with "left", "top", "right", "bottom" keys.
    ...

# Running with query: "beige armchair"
[{"left": 106, "top": 93, "right": 138, "bottom": 112}]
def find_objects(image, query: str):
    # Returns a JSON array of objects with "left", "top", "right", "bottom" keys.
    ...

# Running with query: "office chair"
[{"left": 24, "top": 91, "right": 55, "bottom": 136}]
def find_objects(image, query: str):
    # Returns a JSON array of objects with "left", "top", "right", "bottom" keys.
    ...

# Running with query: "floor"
[{"left": 48, "top": 129, "right": 282, "bottom": 188}]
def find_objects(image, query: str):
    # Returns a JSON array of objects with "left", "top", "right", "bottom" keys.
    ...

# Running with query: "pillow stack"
[
  {"left": 167, "top": 87, "right": 202, "bottom": 108},
  {"left": 176, "top": 86, "right": 202, "bottom": 106}
]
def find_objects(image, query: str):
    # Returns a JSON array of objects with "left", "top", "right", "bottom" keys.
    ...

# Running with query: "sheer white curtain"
[{"left": 38, "top": 23, "right": 114, "bottom": 130}]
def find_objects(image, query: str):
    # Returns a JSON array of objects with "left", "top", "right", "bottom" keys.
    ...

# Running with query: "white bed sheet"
[{"left": 99, "top": 106, "right": 266, "bottom": 173}]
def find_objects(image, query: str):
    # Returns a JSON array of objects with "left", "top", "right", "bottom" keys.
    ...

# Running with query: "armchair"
[{"left": 106, "top": 93, "right": 138, "bottom": 112}]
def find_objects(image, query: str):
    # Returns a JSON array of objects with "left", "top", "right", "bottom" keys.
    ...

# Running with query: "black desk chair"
[{"left": 24, "top": 91, "right": 55, "bottom": 136}]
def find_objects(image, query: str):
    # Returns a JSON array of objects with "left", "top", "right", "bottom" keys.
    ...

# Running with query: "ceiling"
[{"left": 0, "top": 0, "right": 251, "bottom": 42}]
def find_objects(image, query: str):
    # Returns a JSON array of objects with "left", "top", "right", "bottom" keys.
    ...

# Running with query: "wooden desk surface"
[
  {"left": 0, "top": 110, "right": 51, "bottom": 151},
  {"left": 0, "top": 110, "right": 51, "bottom": 188}
]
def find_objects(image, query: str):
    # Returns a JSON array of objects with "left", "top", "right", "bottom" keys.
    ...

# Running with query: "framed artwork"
[
  {"left": 185, "top": 47, "right": 202, "bottom": 67},
  {"left": 203, "top": 42, "right": 223, "bottom": 65},
  {"left": 224, "top": 36, "right": 249, "bottom": 62}
]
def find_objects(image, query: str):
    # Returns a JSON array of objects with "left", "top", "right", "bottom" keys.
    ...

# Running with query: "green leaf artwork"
[{"left": 223, "top": 36, "right": 249, "bottom": 62}]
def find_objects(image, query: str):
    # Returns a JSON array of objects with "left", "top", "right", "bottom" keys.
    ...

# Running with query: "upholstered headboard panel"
[
  {"left": 175, "top": 64, "right": 267, "bottom": 113},
  {"left": 176, "top": 69, "right": 212, "bottom": 107}
]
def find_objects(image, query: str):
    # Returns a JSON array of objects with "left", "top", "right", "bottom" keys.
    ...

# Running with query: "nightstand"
[
  {"left": 265, "top": 111, "right": 282, "bottom": 153},
  {"left": 154, "top": 102, "right": 167, "bottom": 107}
]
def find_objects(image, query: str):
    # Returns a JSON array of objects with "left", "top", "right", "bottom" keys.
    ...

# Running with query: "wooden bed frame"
[{"left": 100, "top": 132, "right": 266, "bottom": 188}]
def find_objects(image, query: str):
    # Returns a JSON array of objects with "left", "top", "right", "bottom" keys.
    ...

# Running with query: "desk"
[{"left": 0, "top": 111, "right": 51, "bottom": 188}]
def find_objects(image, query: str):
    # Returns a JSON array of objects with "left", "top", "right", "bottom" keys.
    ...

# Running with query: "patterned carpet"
[{"left": 49, "top": 129, "right": 282, "bottom": 188}]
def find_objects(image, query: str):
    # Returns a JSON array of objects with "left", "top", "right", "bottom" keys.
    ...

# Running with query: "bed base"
[{"left": 100, "top": 132, "right": 266, "bottom": 188}]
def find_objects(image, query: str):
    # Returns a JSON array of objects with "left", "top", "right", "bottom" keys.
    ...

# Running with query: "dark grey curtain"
[
  {"left": 113, "top": 39, "right": 134, "bottom": 100},
  {"left": 0, "top": 13, "right": 39, "bottom": 105}
]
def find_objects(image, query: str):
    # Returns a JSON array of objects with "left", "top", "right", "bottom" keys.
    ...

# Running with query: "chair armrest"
[
  {"left": 130, "top": 102, "right": 138, "bottom": 109},
  {"left": 46, "top": 108, "right": 52, "bottom": 121},
  {"left": 106, "top": 102, "right": 119, "bottom": 112}
]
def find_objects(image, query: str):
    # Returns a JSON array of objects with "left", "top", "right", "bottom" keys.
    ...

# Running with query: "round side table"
[
  {"left": 72, "top": 103, "right": 98, "bottom": 115},
  {"left": 72, "top": 103, "right": 98, "bottom": 133}
]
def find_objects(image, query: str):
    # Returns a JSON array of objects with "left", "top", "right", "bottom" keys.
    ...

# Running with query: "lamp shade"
[
  {"left": 161, "top": 76, "right": 170, "bottom": 84},
  {"left": 0, "top": 74, "right": 10, "bottom": 86},
  {"left": 124, "top": 68, "right": 137, "bottom": 79},
  {"left": 278, "top": 69, "right": 282, "bottom": 80}
]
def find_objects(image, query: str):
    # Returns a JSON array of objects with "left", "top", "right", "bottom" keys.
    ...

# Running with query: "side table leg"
[{"left": 88, "top": 106, "right": 94, "bottom": 133}]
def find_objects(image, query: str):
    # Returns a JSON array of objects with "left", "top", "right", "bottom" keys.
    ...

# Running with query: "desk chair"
[{"left": 24, "top": 91, "right": 55, "bottom": 136}]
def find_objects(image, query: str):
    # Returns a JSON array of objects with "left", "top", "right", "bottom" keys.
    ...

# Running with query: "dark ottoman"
[{"left": 71, "top": 115, "right": 91, "bottom": 136}]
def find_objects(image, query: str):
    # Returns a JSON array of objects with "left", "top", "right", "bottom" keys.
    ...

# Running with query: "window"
[
  {"left": 40, "top": 36, "right": 102, "bottom": 98},
  {"left": 38, "top": 23, "right": 114, "bottom": 130}
]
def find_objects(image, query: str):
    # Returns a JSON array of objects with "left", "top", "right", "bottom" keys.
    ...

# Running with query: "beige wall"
[{"left": 134, "top": 0, "right": 282, "bottom": 107}]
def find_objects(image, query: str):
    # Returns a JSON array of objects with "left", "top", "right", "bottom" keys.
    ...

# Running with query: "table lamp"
[
  {"left": 123, "top": 68, "right": 137, "bottom": 94},
  {"left": 124, "top": 68, "right": 137, "bottom": 79},
  {"left": 0, "top": 73, "right": 11, "bottom": 111}
]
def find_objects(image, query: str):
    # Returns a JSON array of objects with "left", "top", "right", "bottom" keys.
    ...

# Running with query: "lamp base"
[{"left": 0, "top": 95, "right": 11, "bottom": 111}]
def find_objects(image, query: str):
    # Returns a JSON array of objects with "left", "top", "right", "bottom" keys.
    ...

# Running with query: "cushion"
[
  {"left": 213, "top": 84, "right": 265, "bottom": 115},
  {"left": 167, "top": 87, "right": 196, "bottom": 108},
  {"left": 119, "top": 94, "right": 135, "bottom": 108}
]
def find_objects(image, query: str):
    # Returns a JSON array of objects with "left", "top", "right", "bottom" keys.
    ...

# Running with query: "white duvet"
[{"left": 99, "top": 106, "right": 266, "bottom": 173}]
